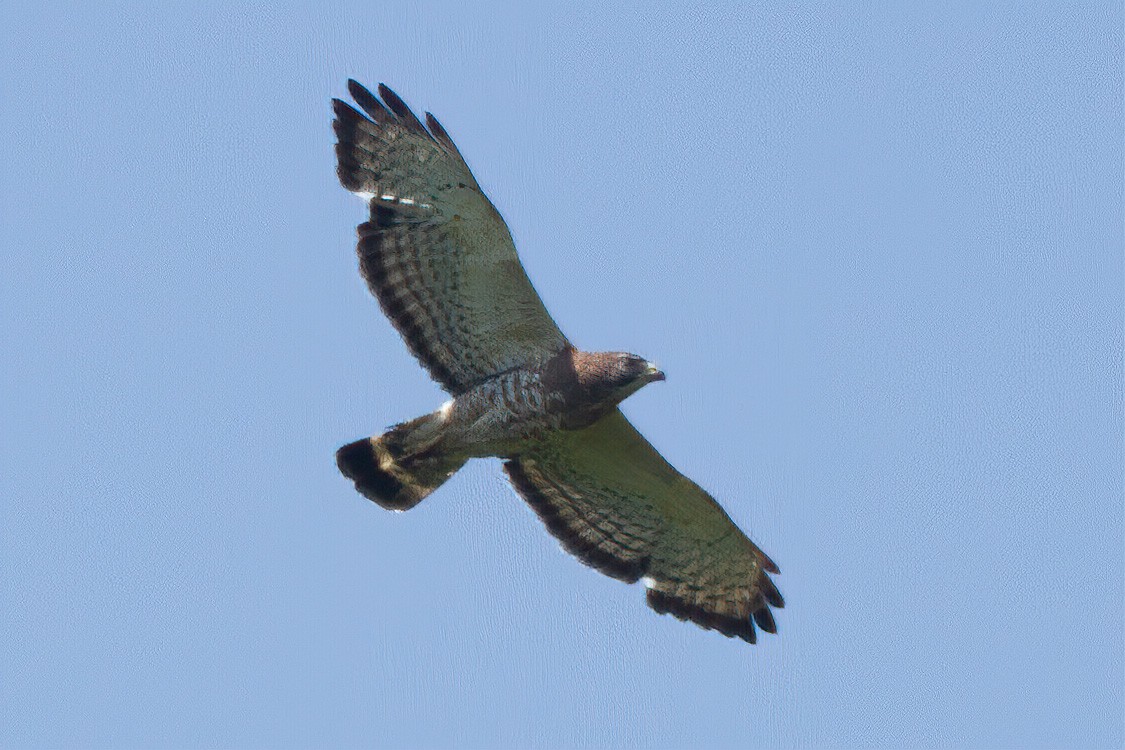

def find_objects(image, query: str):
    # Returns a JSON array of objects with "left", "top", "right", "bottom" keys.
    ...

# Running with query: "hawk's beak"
[{"left": 644, "top": 362, "right": 666, "bottom": 382}]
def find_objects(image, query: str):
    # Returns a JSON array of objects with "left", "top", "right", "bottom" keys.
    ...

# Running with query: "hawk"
[{"left": 332, "top": 80, "right": 783, "bottom": 643}]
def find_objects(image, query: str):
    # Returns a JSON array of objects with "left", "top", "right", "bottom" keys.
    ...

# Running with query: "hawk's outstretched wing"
[
  {"left": 504, "top": 410, "right": 783, "bottom": 644},
  {"left": 333, "top": 80, "right": 569, "bottom": 393}
]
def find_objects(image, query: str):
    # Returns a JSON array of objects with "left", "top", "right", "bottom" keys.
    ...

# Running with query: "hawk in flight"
[{"left": 332, "top": 80, "right": 783, "bottom": 643}]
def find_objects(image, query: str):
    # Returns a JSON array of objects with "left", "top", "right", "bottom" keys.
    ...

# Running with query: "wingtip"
[
  {"left": 756, "top": 548, "right": 780, "bottom": 575},
  {"left": 762, "top": 577, "right": 785, "bottom": 609},
  {"left": 741, "top": 619, "right": 758, "bottom": 644},
  {"left": 331, "top": 97, "right": 362, "bottom": 121},
  {"left": 645, "top": 587, "right": 765, "bottom": 645},
  {"left": 347, "top": 78, "right": 371, "bottom": 101},
  {"left": 373, "top": 83, "right": 429, "bottom": 136},
  {"left": 752, "top": 605, "right": 777, "bottom": 634},
  {"left": 425, "top": 111, "right": 455, "bottom": 149},
  {"left": 377, "top": 82, "right": 399, "bottom": 108}
]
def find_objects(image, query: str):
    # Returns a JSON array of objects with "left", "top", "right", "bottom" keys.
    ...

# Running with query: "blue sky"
[{"left": 2, "top": 2, "right": 1121, "bottom": 748}]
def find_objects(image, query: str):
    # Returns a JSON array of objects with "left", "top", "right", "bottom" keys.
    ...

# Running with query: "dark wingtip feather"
[
  {"left": 743, "top": 620, "right": 758, "bottom": 644},
  {"left": 752, "top": 605, "right": 777, "bottom": 634},
  {"left": 332, "top": 99, "right": 373, "bottom": 150},
  {"left": 424, "top": 112, "right": 445, "bottom": 135},
  {"left": 762, "top": 577, "right": 785, "bottom": 609},
  {"left": 425, "top": 112, "right": 455, "bottom": 150},
  {"left": 756, "top": 548, "right": 780, "bottom": 574},
  {"left": 346, "top": 78, "right": 369, "bottom": 99},
  {"left": 377, "top": 83, "right": 429, "bottom": 136},
  {"left": 347, "top": 79, "right": 392, "bottom": 123},
  {"left": 332, "top": 98, "right": 365, "bottom": 124},
  {"left": 645, "top": 588, "right": 760, "bottom": 645},
  {"left": 376, "top": 82, "right": 401, "bottom": 108}
]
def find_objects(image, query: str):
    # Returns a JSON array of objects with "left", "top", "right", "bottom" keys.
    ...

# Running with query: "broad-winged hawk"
[{"left": 332, "top": 80, "right": 783, "bottom": 644}]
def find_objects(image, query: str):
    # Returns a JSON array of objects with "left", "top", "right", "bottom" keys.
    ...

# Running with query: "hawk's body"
[
  {"left": 333, "top": 81, "right": 783, "bottom": 643},
  {"left": 432, "top": 348, "right": 650, "bottom": 454},
  {"left": 365, "top": 351, "right": 629, "bottom": 465}
]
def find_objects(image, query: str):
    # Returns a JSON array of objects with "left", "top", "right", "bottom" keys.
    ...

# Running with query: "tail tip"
[{"left": 336, "top": 438, "right": 412, "bottom": 509}]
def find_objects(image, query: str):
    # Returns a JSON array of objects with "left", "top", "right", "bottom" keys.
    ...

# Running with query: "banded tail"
[{"left": 336, "top": 412, "right": 466, "bottom": 511}]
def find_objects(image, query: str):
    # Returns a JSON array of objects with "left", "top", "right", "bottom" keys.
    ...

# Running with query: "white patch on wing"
[
  {"left": 641, "top": 576, "right": 657, "bottom": 589},
  {"left": 351, "top": 189, "right": 434, "bottom": 211},
  {"left": 438, "top": 399, "right": 455, "bottom": 421}
]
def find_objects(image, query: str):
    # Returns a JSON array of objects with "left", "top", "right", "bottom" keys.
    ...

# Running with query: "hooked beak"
[{"left": 644, "top": 362, "right": 666, "bottom": 382}]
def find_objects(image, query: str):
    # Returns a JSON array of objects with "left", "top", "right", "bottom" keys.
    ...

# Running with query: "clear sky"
[{"left": 2, "top": 2, "right": 1121, "bottom": 748}]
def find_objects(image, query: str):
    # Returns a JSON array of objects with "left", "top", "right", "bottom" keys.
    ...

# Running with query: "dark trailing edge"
[
  {"left": 505, "top": 459, "right": 651, "bottom": 584},
  {"left": 331, "top": 87, "right": 466, "bottom": 391},
  {"left": 505, "top": 457, "right": 783, "bottom": 645},
  {"left": 353, "top": 211, "right": 461, "bottom": 390}
]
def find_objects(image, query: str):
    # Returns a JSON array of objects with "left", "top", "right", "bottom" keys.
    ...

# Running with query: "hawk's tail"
[{"left": 336, "top": 413, "right": 466, "bottom": 511}]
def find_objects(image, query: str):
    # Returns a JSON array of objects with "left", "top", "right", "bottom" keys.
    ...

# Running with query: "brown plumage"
[{"left": 332, "top": 80, "right": 783, "bottom": 644}]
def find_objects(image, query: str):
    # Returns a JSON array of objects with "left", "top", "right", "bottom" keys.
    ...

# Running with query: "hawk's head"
[
  {"left": 607, "top": 352, "right": 666, "bottom": 390},
  {"left": 580, "top": 352, "right": 665, "bottom": 404},
  {"left": 549, "top": 349, "right": 666, "bottom": 430}
]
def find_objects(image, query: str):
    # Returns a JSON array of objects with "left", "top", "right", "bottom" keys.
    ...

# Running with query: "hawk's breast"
[{"left": 441, "top": 366, "right": 568, "bottom": 455}]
